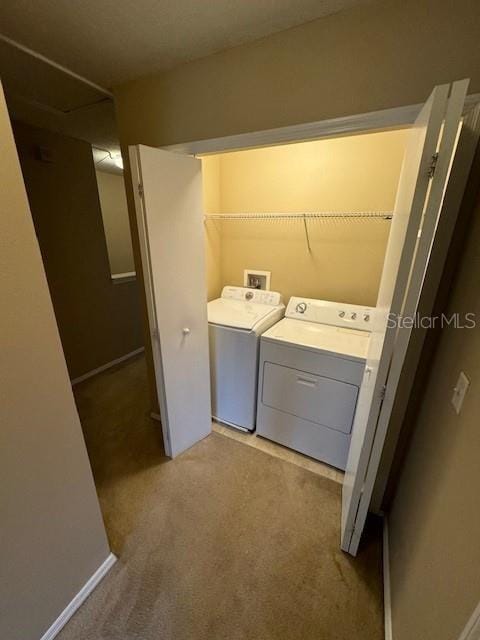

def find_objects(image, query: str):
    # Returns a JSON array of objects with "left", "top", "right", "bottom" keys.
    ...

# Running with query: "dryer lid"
[{"left": 208, "top": 298, "right": 281, "bottom": 331}]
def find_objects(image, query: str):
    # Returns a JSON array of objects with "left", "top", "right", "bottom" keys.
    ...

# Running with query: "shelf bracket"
[{"left": 303, "top": 214, "right": 312, "bottom": 253}]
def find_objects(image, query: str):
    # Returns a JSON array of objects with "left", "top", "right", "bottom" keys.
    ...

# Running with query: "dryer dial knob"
[{"left": 296, "top": 302, "right": 307, "bottom": 314}]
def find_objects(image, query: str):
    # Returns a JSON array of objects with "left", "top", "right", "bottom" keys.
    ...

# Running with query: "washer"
[
  {"left": 256, "top": 297, "right": 374, "bottom": 469},
  {"left": 208, "top": 286, "right": 284, "bottom": 431}
]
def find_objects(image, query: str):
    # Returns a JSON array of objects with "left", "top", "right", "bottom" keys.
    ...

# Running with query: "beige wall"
[
  {"left": 14, "top": 122, "right": 143, "bottom": 380},
  {"left": 388, "top": 190, "right": 480, "bottom": 639},
  {"left": 0, "top": 83, "right": 110, "bottom": 640},
  {"left": 203, "top": 130, "right": 406, "bottom": 305},
  {"left": 96, "top": 169, "right": 135, "bottom": 274},
  {"left": 114, "top": 0, "right": 480, "bottom": 148}
]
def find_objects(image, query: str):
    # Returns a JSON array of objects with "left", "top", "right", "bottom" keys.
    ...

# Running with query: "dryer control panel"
[
  {"left": 286, "top": 297, "right": 375, "bottom": 332},
  {"left": 222, "top": 286, "right": 283, "bottom": 307}
]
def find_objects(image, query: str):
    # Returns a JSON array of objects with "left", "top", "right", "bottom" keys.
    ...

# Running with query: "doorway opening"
[
  {"left": 200, "top": 129, "right": 406, "bottom": 475},
  {"left": 131, "top": 79, "right": 478, "bottom": 557}
]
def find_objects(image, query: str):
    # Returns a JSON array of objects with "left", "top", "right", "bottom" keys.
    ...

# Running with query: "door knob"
[{"left": 182, "top": 327, "right": 191, "bottom": 336}]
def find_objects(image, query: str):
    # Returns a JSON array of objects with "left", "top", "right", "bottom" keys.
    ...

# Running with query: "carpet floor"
[{"left": 58, "top": 355, "right": 384, "bottom": 640}]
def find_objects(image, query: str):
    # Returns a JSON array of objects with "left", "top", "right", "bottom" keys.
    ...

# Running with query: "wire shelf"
[{"left": 204, "top": 211, "right": 393, "bottom": 221}]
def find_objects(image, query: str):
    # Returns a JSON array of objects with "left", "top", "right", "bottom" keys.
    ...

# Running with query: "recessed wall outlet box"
[
  {"left": 244, "top": 269, "right": 271, "bottom": 290},
  {"left": 451, "top": 371, "right": 469, "bottom": 415}
]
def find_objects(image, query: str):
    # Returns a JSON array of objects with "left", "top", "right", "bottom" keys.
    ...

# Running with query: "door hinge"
[
  {"left": 137, "top": 183, "right": 144, "bottom": 198},
  {"left": 380, "top": 385, "right": 387, "bottom": 401},
  {"left": 428, "top": 152, "right": 439, "bottom": 178}
]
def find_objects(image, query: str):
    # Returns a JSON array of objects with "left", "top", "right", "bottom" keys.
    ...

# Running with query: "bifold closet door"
[
  {"left": 129, "top": 145, "right": 211, "bottom": 457},
  {"left": 341, "top": 79, "right": 469, "bottom": 555}
]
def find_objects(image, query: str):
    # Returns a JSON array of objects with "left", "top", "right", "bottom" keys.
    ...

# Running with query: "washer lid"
[
  {"left": 262, "top": 318, "right": 370, "bottom": 362},
  {"left": 208, "top": 298, "right": 282, "bottom": 331}
]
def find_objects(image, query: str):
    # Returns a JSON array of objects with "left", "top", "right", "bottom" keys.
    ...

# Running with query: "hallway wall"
[
  {"left": 0, "top": 81, "right": 110, "bottom": 640},
  {"left": 96, "top": 169, "right": 135, "bottom": 275},
  {"left": 388, "top": 188, "right": 480, "bottom": 640},
  {"left": 114, "top": 0, "right": 480, "bottom": 148},
  {"left": 13, "top": 121, "right": 143, "bottom": 380}
]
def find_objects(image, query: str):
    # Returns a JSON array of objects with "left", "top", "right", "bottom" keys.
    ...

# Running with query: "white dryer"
[
  {"left": 256, "top": 297, "right": 374, "bottom": 469},
  {"left": 208, "top": 286, "right": 284, "bottom": 431}
]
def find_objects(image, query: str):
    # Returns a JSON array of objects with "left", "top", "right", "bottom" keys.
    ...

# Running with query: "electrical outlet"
[{"left": 451, "top": 371, "right": 469, "bottom": 415}]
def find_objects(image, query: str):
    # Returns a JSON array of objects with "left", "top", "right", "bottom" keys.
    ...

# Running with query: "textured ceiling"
[
  {"left": 0, "top": 0, "right": 365, "bottom": 88},
  {"left": 0, "top": 0, "right": 366, "bottom": 166}
]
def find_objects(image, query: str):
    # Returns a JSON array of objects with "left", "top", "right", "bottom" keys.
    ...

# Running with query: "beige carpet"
[{"left": 59, "top": 355, "right": 384, "bottom": 640}]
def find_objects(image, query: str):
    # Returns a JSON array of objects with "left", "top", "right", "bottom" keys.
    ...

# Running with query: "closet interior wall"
[{"left": 202, "top": 129, "right": 408, "bottom": 306}]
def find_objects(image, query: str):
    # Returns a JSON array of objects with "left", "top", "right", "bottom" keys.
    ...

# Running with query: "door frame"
[{"left": 164, "top": 94, "right": 480, "bottom": 156}]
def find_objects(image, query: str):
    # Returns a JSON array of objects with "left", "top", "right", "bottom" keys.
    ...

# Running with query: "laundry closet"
[
  {"left": 200, "top": 131, "right": 407, "bottom": 467},
  {"left": 129, "top": 78, "right": 471, "bottom": 554}
]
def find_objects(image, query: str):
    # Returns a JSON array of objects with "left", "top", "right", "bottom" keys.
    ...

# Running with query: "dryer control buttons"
[
  {"left": 364, "top": 314, "right": 370, "bottom": 322},
  {"left": 296, "top": 302, "right": 307, "bottom": 314},
  {"left": 338, "top": 310, "right": 346, "bottom": 318},
  {"left": 245, "top": 291, "right": 254, "bottom": 300},
  {"left": 351, "top": 312, "right": 357, "bottom": 320}
]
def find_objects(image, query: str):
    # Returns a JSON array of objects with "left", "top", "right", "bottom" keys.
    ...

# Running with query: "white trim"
[
  {"left": 165, "top": 94, "right": 480, "bottom": 157},
  {"left": 111, "top": 271, "right": 136, "bottom": 284},
  {"left": 71, "top": 347, "right": 144, "bottom": 385},
  {"left": 459, "top": 602, "right": 480, "bottom": 640},
  {"left": 39, "top": 553, "right": 117, "bottom": 640},
  {"left": 166, "top": 105, "right": 419, "bottom": 155},
  {"left": 383, "top": 516, "right": 393, "bottom": 640},
  {"left": 0, "top": 34, "right": 113, "bottom": 98}
]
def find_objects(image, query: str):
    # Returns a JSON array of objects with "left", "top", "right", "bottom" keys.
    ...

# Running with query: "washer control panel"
[
  {"left": 286, "top": 297, "right": 375, "bottom": 331},
  {"left": 222, "top": 286, "right": 283, "bottom": 306}
]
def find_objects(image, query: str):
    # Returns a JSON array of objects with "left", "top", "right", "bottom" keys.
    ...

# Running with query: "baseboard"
[
  {"left": 39, "top": 553, "right": 117, "bottom": 640},
  {"left": 459, "top": 600, "right": 480, "bottom": 640},
  {"left": 71, "top": 347, "right": 144, "bottom": 386},
  {"left": 383, "top": 515, "right": 393, "bottom": 640}
]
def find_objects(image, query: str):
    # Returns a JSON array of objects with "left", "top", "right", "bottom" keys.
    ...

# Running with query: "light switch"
[{"left": 451, "top": 371, "right": 469, "bottom": 415}]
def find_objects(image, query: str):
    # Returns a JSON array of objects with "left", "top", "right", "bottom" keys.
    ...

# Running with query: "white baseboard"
[
  {"left": 39, "top": 553, "right": 117, "bottom": 640},
  {"left": 71, "top": 347, "right": 144, "bottom": 385},
  {"left": 383, "top": 515, "right": 392, "bottom": 640},
  {"left": 459, "top": 601, "right": 480, "bottom": 640}
]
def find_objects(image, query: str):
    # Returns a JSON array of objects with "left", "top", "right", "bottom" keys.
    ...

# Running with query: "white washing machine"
[
  {"left": 256, "top": 297, "right": 374, "bottom": 469},
  {"left": 208, "top": 286, "right": 284, "bottom": 431}
]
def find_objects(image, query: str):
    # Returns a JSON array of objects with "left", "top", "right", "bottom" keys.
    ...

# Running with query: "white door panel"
[
  {"left": 130, "top": 145, "right": 211, "bottom": 457},
  {"left": 341, "top": 81, "right": 468, "bottom": 554},
  {"left": 346, "top": 80, "right": 470, "bottom": 555}
]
